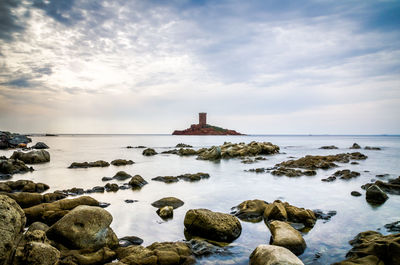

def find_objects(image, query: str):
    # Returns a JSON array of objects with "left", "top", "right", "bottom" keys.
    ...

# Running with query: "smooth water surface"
[{"left": 2, "top": 135, "right": 400, "bottom": 264}]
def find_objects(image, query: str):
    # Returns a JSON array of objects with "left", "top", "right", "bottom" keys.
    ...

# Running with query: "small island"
[{"left": 172, "top": 113, "right": 243, "bottom": 135}]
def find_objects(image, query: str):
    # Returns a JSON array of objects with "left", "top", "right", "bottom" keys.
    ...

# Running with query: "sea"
[{"left": 1, "top": 134, "right": 400, "bottom": 264}]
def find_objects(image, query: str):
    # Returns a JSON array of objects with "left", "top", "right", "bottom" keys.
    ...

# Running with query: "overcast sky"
[{"left": 0, "top": 0, "right": 399, "bottom": 134}]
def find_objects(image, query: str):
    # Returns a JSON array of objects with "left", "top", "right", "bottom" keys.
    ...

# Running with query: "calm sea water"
[{"left": 2, "top": 135, "right": 400, "bottom": 264}]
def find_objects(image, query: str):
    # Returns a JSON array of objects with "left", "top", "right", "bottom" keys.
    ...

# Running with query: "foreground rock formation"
[{"left": 250, "top": 245, "right": 304, "bottom": 265}]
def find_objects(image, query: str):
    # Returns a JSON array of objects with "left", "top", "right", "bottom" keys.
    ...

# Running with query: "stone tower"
[{"left": 199, "top": 112, "right": 207, "bottom": 127}]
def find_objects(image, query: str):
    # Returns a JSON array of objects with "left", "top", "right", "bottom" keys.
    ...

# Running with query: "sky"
[{"left": 0, "top": 0, "right": 399, "bottom": 134}]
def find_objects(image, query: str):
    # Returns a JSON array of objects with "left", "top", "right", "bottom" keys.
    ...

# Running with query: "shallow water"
[{"left": 2, "top": 134, "right": 400, "bottom": 264}]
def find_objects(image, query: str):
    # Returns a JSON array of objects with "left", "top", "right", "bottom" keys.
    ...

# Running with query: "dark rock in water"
[
  {"left": 0, "top": 179, "right": 49, "bottom": 193},
  {"left": 268, "top": 220, "right": 307, "bottom": 255},
  {"left": 124, "top": 199, "right": 138, "bottom": 203},
  {"left": 102, "top": 177, "right": 112, "bottom": 181},
  {"left": 363, "top": 176, "right": 400, "bottom": 195},
  {"left": 151, "top": 197, "right": 184, "bottom": 209},
  {"left": 271, "top": 167, "right": 316, "bottom": 177},
  {"left": 105, "top": 183, "right": 119, "bottom": 192},
  {"left": 128, "top": 175, "right": 148, "bottom": 189},
  {"left": 186, "top": 239, "right": 231, "bottom": 257},
  {"left": 90, "top": 186, "right": 105, "bottom": 193},
  {"left": 128, "top": 145, "right": 146, "bottom": 148},
  {"left": 335, "top": 169, "right": 360, "bottom": 180},
  {"left": 126, "top": 146, "right": 134, "bottom": 149},
  {"left": 250, "top": 245, "right": 304, "bottom": 265},
  {"left": 246, "top": 168, "right": 266, "bottom": 173},
  {"left": 176, "top": 143, "right": 193, "bottom": 148},
  {"left": 319, "top": 145, "right": 338, "bottom": 149},
  {"left": 365, "top": 146, "right": 381, "bottom": 150},
  {"left": 0, "top": 131, "right": 32, "bottom": 149},
  {"left": 321, "top": 176, "right": 336, "bottom": 182},
  {"left": 119, "top": 184, "right": 131, "bottom": 190},
  {"left": 332, "top": 231, "right": 400, "bottom": 265},
  {"left": 366, "top": 185, "right": 388, "bottom": 204},
  {"left": 0, "top": 174, "right": 12, "bottom": 180},
  {"left": 161, "top": 149, "right": 179, "bottom": 154},
  {"left": 376, "top": 174, "right": 389, "bottom": 178},
  {"left": 142, "top": 148, "right": 157, "bottom": 156},
  {"left": 112, "top": 171, "right": 132, "bottom": 181},
  {"left": 10, "top": 150, "right": 50, "bottom": 164},
  {"left": 156, "top": 206, "right": 174, "bottom": 219},
  {"left": 111, "top": 159, "right": 134, "bottom": 166},
  {"left": 32, "top": 142, "right": 49, "bottom": 149},
  {"left": 99, "top": 202, "right": 111, "bottom": 208},
  {"left": 119, "top": 236, "right": 143, "bottom": 247},
  {"left": 350, "top": 161, "right": 359, "bottom": 165},
  {"left": 313, "top": 209, "right": 337, "bottom": 222},
  {"left": 231, "top": 199, "right": 269, "bottom": 221},
  {"left": 350, "top": 143, "right": 361, "bottom": 149},
  {"left": 384, "top": 221, "right": 400, "bottom": 232},
  {"left": 184, "top": 208, "right": 242, "bottom": 242},
  {"left": 152, "top": 176, "right": 179, "bottom": 183},
  {"left": 68, "top": 160, "right": 110, "bottom": 168},
  {"left": 351, "top": 191, "right": 362, "bottom": 197},
  {"left": 58, "top": 187, "right": 85, "bottom": 196},
  {"left": 0, "top": 157, "right": 34, "bottom": 175},
  {"left": 178, "top": 172, "right": 210, "bottom": 182}
]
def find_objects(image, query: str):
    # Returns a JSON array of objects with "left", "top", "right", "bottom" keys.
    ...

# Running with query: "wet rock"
[
  {"left": 335, "top": 169, "right": 360, "bottom": 180},
  {"left": 365, "top": 146, "right": 381, "bottom": 150},
  {"left": 99, "top": 202, "right": 111, "bottom": 208},
  {"left": 47, "top": 205, "right": 118, "bottom": 250},
  {"left": 321, "top": 176, "right": 337, "bottom": 182},
  {"left": 142, "top": 148, "right": 157, "bottom": 156},
  {"left": 124, "top": 199, "right": 138, "bottom": 204},
  {"left": 119, "top": 236, "right": 144, "bottom": 247},
  {"left": 58, "top": 247, "right": 116, "bottom": 265},
  {"left": 351, "top": 191, "right": 362, "bottom": 197},
  {"left": 19, "top": 241, "right": 60, "bottom": 265},
  {"left": 332, "top": 231, "right": 400, "bottom": 265},
  {"left": 113, "top": 171, "right": 132, "bottom": 181},
  {"left": 313, "top": 210, "right": 337, "bottom": 222},
  {"left": 376, "top": 173, "right": 389, "bottom": 178},
  {"left": 186, "top": 239, "right": 231, "bottom": 257},
  {"left": 4, "top": 192, "right": 66, "bottom": 208},
  {"left": 151, "top": 197, "right": 184, "bottom": 209},
  {"left": 271, "top": 168, "right": 316, "bottom": 177},
  {"left": 231, "top": 199, "right": 269, "bottom": 221},
  {"left": 197, "top": 146, "right": 221, "bottom": 160},
  {"left": 0, "top": 131, "right": 32, "bottom": 149},
  {"left": 31, "top": 142, "right": 49, "bottom": 149},
  {"left": 118, "top": 241, "right": 195, "bottom": 265},
  {"left": 0, "top": 179, "right": 50, "bottom": 194},
  {"left": 177, "top": 172, "right": 210, "bottom": 182},
  {"left": 128, "top": 175, "right": 148, "bottom": 189},
  {"left": 268, "top": 220, "right": 306, "bottom": 255},
  {"left": 24, "top": 196, "right": 99, "bottom": 225},
  {"left": 0, "top": 195, "right": 26, "bottom": 264},
  {"left": 264, "top": 201, "right": 288, "bottom": 222},
  {"left": 184, "top": 209, "right": 242, "bottom": 242},
  {"left": 157, "top": 206, "right": 174, "bottom": 219},
  {"left": 276, "top": 152, "right": 367, "bottom": 170},
  {"left": 350, "top": 143, "right": 361, "bottom": 149},
  {"left": 362, "top": 176, "right": 400, "bottom": 195},
  {"left": 246, "top": 168, "right": 266, "bottom": 173},
  {"left": 10, "top": 150, "right": 50, "bottom": 164},
  {"left": 366, "top": 185, "right": 388, "bottom": 204},
  {"left": 68, "top": 160, "right": 110, "bottom": 168},
  {"left": 384, "top": 221, "right": 400, "bottom": 232},
  {"left": 176, "top": 143, "right": 193, "bottom": 148},
  {"left": 57, "top": 187, "right": 85, "bottom": 196},
  {"left": 111, "top": 159, "right": 134, "bottom": 166},
  {"left": 105, "top": 183, "right": 119, "bottom": 192},
  {"left": 27, "top": 222, "right": 49, "bottom": 233},
  {"left": 152, "top": 176, "right": 179, "bottom": 183},
  {"left": 350, "top": 161, "right": 359, "bottom": 165},
  {"left": 319, "top": 145, "right": 338, "bottom": 149},
  {"left": 250, "top": 244, "right": 304, "bottom": 265},
  {"left": 102, "top": 177, "right": 113, "bottom": 181},
  {"left": 89, "top": 186, "right": 105, "bottom": 193}
]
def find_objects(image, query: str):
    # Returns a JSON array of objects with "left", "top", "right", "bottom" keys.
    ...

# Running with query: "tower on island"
[{"left": 199, "top": 112, "right": 207, "bottom": 127}]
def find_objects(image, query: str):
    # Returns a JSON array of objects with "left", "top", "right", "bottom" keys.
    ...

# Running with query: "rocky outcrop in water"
[
  {"left": 0, "top": 156, "right": 33, "bottom": 177},
  {"left": 0, "top": 179, "right": 49, "bottom": 193},
  {"left": 68, "top": 160, "right": 110, "bottom": 168},
  {"left": 0, "top": 131, "right": 32, "bottom": 149},
  {"left": 111, "top": 159, "right": 134, "bottom": 166},
  {"left": 231, "top": 199, "right": 269, "bottom": 221},
  {"left": 250, "top": 245, "right": 304, "bottom": 265},
  {"left": 173, "top": 123, "right": 242, "bottom": 135},
  {"left": 142, "top": 148, "right": 157, "bottom": 156},
  {"left": 151, "top": 197, "right": 184, "bottom": 209},
  {"left": 112, "top": 171, "right": 132, "bottom": 181},
  {"left": 184, "top": 209, "right": 242, "bottom": 242},
  {"left": 152, "top": 172, "right": 210, "bottom": 183},
  {"left": 319, "top": 145, "right": 338, "bottom": 149},
  {"left": 350, "top": 143, "right": 361, "bottom": 149},
  {"left": 128, "top": 175, "right": 148, "bottom": 189},
  {"left": 362, "top": 176, "right": 400, "bottom": 195},
  {"left": 31, "top": 142, "right": 49, "bottom": 149},
  {"left": 268, "top": 220, "right": 307, "bottom": 255},
  {"left": 271, "top": 168, "right": 316, "bottom": 177},
  {"left": 10, "top": 150, "right": 50, "bottom": 164},
  {"left": 365, "top": 185, "right": 388, "bottom": 204},
  {"left": 321, "top": 169, "right": 360, "bottom": 182},
  {"left": 332, "top": 231, "right": 400, "bottom": 265},
  {"left": 176, "top": 143, "right": 193, "bottom": 148}
]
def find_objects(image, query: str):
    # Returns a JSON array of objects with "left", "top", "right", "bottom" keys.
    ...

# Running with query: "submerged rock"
[
  {"left": 31, "top": 142, "right": 49, "bottom": 149},
  {"left": 10, "top": 150, "right": 50, "bottom": 164},
  {"left": 351, "top": 191, "right": 362, "bottom": 197},
  {"left": 322, "top": 170, "right": 360, "bottom": 182},
  {"left": 365, "top": 146, "right": 381, "bottom": 150},
  {"left": 366, "top": 185, "right": 388, "bottom": 204},
  {"left": 151, "top": 197, "right": 184, "bottom": 209},
  {"left": 186, "top": 239, "right": 231, "bottom": 257},
  {"left": 250, "top": 244, "right": 304, "bottom": 265},
  {"left": 313, "top": 210, "right": 337, "bottom": 223},
  {"left": 68, "top": 160, "right": 110, "bottom": 168},
  {"left": 176, "top": 143, "right": 193, "bottom": 148},
  {"left": 142, "top": 148, "right": 157, "bottom": 156},
  {"left": 332, "top": 231, "right": 400, "bottom": 265},
  {"left": 184, "top": 209, "right": 242, "bottom": 242},
  {"left": 268, "top": 220, "right": 307, "bottom": 255},
  {"left": 152, "top": 176, "right": 180, "bottom": 183},
  {"left": 111, "top": 159, "right": 134, "bottom": 166},
  {"left": 177, "top": 172, "right": 210, "bottom": 182}
]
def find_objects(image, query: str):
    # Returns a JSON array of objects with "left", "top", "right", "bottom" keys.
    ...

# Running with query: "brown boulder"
[
  {"left": 4, "top": 192, "right": 66, "bottom": 208},
  {"left": 10, "top": 150, "right": 50, "bottom": 164},
  {"left": 231, "top": 199, "right": 269, "bottom": 221},
  {"left": 128, "top": 175, "right": 148, "bottom": 189},
  {"left": 250, "top": 244, "right": 304, "bottom": 265},
  {"left": 268, "top": 220, "right": 306, "bottom": 255}
]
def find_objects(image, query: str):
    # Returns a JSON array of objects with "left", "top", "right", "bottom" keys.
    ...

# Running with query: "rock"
[
  {"left": 366, "top": 185, "right": 388, "bottom": 204},
  {"left": 157, "top": 206, "right": 174, "bottom": 219},
  {"left": 249, "top": 244, "right": 305, "bottom": 265},
  {"left": 142, "top": 148, "right": 157, "bottom": 156},
  {"left": 178, "top": 148, "right": 198, "bottom": 156},
  {"left": 111, "top": 159, "right": 134, "bottom": 166},
  {"left": 332, "top": 231, "right": 400, "bottom": 265},
  {"left": 351, "top": 191, "right": 362, "bottom": 197},
  {"left": 119, "top": 236, "right": 144, "bottom": 247},
  {"left": 102, "top": 177, "right": 112, "bottom": 181},
  {"left": 321, "top": 176, "right": 337, "bottom": 182},
  {"left": 24, "top": 196, "right": 99, "bottom": 225},
  {"left": 47, "top": 205, "right": 118, "bottom": 250},
  {"left": 184, "top": 209, "right": 242, "bottom": 242},
  {"left": 362, "top": 176, "right": 400, "bottom": 195},
  {"left": 231, "top": 199, "right": 269, "bottom": 221},
  {"left": 31, "top": 142, "right": 49, "bottom": 149},
  {"left": 178, "top": 172, "right": 210, "bottom": 182},
  {"left": 128, "top": 175, "right": 148, "bottom": 189},
  {"left": 186, "top": 239, "right": 231, "bottom": 257},
  {"left": 350, "top": 143, "right": 361, "bottom": 149},
  {"left": 99, "top": 202, "right": 111, "bottom": 208},
  {"left": 105, "top": 183, "right": 119, "bottom": 192},
  {"left": 313, "top": 210, "right": 337, "bottom": 222},
  {"left": 124, "top": 200, "right": 138, "bottom": 204},
  {"left": 0, "top": 195, "right": 26, "bottom": 264},
  {"left": 27, "top": 222, "right": 50, "bottom": 233},
  {"left": 0, "top": 131, "right": 32, "bottom": 149},
  {"left": 151, "top": 176, "right": 180, "bottom": 183},
  {"left": 113, "top": 171, "right": 132, "bottom": 181},
  {"left": 246, "top": 168, "right": 266, "bottom": 173},
  {"left": 151, "top": 197, "right": 184, "bottom": 209},
  {"left": 4, "top": 191, "right": 66, "bottom": 208},
  {"left": 276, "top": 152, "right": 367, "bottom": 170},
  {"left": 10, "top": 150, "right": 50, "bottom": 164},
  {"left": 0, "top": 157, "right": 34, "bottom": 176},
  {"left": 118, "top": 242, "right": 195, "bottom": 265},
  {"left": 319, "top": 145, "right": 338, "bottom": 149},
  {"left": 268, "top": 220, "right": 306, "bottom": 255},
  {"left": 68, "top": 160, "right": 110, "bottom": 168},
  {"left": 384, "top": 221, "right": 400, "bottom": 232},
  {"left": 0, "top": 179, "right": 50, "bottom": 194},
  {"left": 271, "top": 168, "right": 316, "bottom": 177},
  {"left": 365, "top": 146, "right": 381, "bottom": 150},
  {"left": 20, "top": 241, "right": 60, "bottom": 265},
  {"left": 59, "top": 247, "right": 116, "bottom": 265},
  {"left": 176, "top": 143, "right": 193, "bottom": 148},
  {"left": 263, "top": 201, "right": 288, "bottom": 222},
  {"left": 197, "top": 146, "right": 221, "bottom": 160},
  {"left": 89, "top": 186, "right": 105, "bottom": 193}
]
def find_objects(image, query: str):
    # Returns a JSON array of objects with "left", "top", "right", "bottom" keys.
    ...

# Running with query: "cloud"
[{"left": 0, "top": 0, "right": 25, "bottom": 41}]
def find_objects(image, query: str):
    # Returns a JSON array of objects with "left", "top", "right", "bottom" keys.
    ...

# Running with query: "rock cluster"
[
  {"left": 152, "top": 172, "right": 210, "bottom": 183},
  {"left": 319, "top": 145, "right": 338, "bottom": 149},
  {"left": 0, "top": 156, "right": 33, "bottom": 177},
  {"left": 3, "top": 192, "right": 66, "bottom": 208},
  {"left": 0, "top": 179, "right": 49, "bottom": 193},
  {"left": 271, "top": 168, "right": 316, "bottom": 177},
  {"left": 10, "top": 150, "right": 50, "bottom": 164},
  {"left": 0, "top": 131, "right": 32, "bottom": 149},
  {"left": 111, "top": 159, "right": 134, "bottom": 166},
  {"left": 176, "top": 143, "right": 193, "bottom": 148},
  {"left": 362, "top": 176, "right": 400, "bottom": 195},
  {"left": 68, "top": 160, "right": 110, "bottom": 168},
  {"left": 321, "top": 169, "right": 360, "bottom": 182}
]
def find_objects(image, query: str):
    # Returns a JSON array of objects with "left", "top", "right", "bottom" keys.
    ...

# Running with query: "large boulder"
[
  {"left": 24, "top": 196, "right": 99, "bottom": 225},
  {"left": 268, "top": 220, "right": 306, "bottom": 255},
  {"left": 263, "top": 201, "right": 288, "bottom": 222},
  {"left": 0, "top": 180, "right": 49, "bottom": 193},
  {"left": 4, "top": 192, "right": 66, "bottom": 208},
  {"left": 47, "top": 205, "right": 118, "bottom": 250},
  {"left": 0, "top": 195, "right": 26, "bottom": 264},
  {"left": 0, "top": 131, "right": 31, "bottom": 149},
  {"left": 20, "top": 242, "right": 60, "bottom": 265},
  {"left": 366, "top": 185, "right": 388, "bottom": 204},
  {"left": 0, "top": 157, "right": 33, "bottom": 175},
  {"left": 31, "top": 142, "right": 49, "bottom": 149},
  {"left": 250, "top": 245, "right": 304, "bottom": 265},
  {"left": 231, "top": 199, "right": 269, "bottom": 221},
  {"left": 332, "top": 231, "right": 400, "bottom": 265},
  {"left": 184, "top": 209, "right": 242, "bottom": 242},
  {"left": 10, "top": 150, "right": 50, "bottom": 164}
]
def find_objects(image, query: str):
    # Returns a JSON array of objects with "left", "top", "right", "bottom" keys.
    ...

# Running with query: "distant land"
[{"left": 172, "top": 113, "right": 243, "bottom": 135}]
